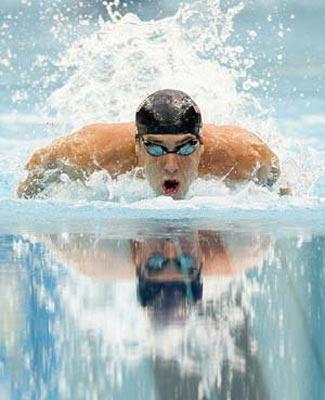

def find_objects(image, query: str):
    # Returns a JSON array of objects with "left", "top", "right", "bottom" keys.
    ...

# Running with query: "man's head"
[
  {"left": 135, "top": 89, "right": 204, "bottom": 199},
  {"left": 134, "top": 235, "right": 203, "bottom": 309}
]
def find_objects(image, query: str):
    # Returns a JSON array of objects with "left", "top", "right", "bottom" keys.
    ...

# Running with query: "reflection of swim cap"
[{"left": 136, "top": 89, "right": 202, "bottom": 137}]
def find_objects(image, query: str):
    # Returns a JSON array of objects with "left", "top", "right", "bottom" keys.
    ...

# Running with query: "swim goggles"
[
  {"left": 145, "top": 254, "right": 198, "bottom": 274},
  {"left": 140, "top": 137, "right": 199, "bottom": 157}
]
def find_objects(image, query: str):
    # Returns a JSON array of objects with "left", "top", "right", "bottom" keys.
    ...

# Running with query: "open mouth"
[{"left": 162, "top": 179, "right": 180, "bottom": 195}]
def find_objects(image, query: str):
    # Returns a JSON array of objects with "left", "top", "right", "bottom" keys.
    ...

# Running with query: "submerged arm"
[
  {"left": 36, "top": 234, "right": 135, "bottom": 281},
  {"left": 199, "top": 230, "right": 273, "bottom": 276}
]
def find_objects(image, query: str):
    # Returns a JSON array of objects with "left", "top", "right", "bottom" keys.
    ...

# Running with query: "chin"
[{"left": 170, "top": 190, "right": 187, "bottom": 200}]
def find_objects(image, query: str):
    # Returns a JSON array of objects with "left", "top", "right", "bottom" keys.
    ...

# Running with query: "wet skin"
[
  {"left": 40, "top": 230, "right": 272, "bottom": 282},
  {"left": 135, "top": 133, "right": 204, "bottom": 199},
  {"left": 16, "top": 123, "right": 282, "bottom": 199}
]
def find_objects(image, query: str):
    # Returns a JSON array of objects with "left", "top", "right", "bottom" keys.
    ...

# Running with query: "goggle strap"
[{"left": 136, "top": 132, "right": 203, "bottom": 145}]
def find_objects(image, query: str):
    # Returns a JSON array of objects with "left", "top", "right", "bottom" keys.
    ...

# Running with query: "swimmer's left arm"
[
  {"left": 199, "top": 231, "right": 273, "bottom": 276},
  {"left": 255, "top": 151, "right": 292, "bottom": 195}
]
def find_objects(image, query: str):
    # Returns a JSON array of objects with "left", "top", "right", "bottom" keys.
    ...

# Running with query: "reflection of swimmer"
[
  {"left": 37, "top": 230, "right": 272, "bottom": 399},
  {"left": 134, "top": 238, "right": 203, "bottom": 307},
  {"left": 40, "top": 230, "right": 272, "bottom": 308},
  {"left": 17, "top": 89, "right": 287, "bottom": 199}
]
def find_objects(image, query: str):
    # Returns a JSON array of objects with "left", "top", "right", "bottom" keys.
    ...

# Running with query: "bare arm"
[
  {"left": 199, "top": 230, "right": 273, "bottom": 276},
  {"left": 199, "top": 125, "right": 281, "bottom": 187},
  {"left": 16, "top": 146, "right": 92, "bottom": 199},
  {"left": 37, "top": 234, "right": 135, "bottom": 281},
  {"left": 17, "top": 123, "right": 137, "bottom": 199}
]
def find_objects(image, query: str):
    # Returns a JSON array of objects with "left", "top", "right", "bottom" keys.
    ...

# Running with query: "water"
[
  {"left": 0, "top": 0, "right": 324, "bottom": 399},
  {"left": 0, "top": 225, "right": 324, "bottom": 399}
]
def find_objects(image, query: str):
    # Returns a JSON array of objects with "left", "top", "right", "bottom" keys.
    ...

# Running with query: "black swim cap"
[{"left": 136, "top": 89, "right": 202, "bottom": 137}]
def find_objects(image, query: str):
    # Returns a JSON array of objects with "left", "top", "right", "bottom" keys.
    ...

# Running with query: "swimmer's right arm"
[
  {"left": 16, "top": 142, "right": 92, "bottom": 199},
  {"left": 16, "top": 123, "right": 136, "bottom": 199},
  {"left": 16, "top": 129, "right": 99, "bottom": 199}
]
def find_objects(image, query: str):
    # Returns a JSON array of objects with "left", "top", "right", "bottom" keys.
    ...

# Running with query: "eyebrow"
[{"left": 144, "top": 136, "right": 196, "bottom": 145}]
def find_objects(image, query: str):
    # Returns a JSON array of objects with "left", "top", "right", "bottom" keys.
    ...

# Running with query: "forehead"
[{"left": 142, "top": 133, "right": 197, "bottom": 144}]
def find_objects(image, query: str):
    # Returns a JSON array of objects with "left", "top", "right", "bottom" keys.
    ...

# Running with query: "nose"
[
  {"left": 163, "top": 154, "right": 179, "bottom": 176},
  {"left": 164, "top": 240, "right": 178, "bottom": 259}
]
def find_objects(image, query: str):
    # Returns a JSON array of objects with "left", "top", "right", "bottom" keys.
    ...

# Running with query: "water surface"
[
  {"left": 0, "top": 223, "right": 324, "bottom": 399},
  {"left": 0, "top": 1, "right": 324, "bottom": 398}
]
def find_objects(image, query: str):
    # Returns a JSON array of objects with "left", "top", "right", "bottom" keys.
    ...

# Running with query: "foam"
[
  {"left": 39, "top": 1, "right": 325, "bottom": 202},
  {"left": 1, "top": 0, "right": 324, "bottom": 206}
]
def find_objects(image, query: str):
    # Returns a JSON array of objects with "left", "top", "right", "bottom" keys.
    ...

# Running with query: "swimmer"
[
  {"left": 40, "top": 230, "right": 272, "bottom": 308},
  {"left": 17, "top": 89, "right": 285, "bottom": 199}
]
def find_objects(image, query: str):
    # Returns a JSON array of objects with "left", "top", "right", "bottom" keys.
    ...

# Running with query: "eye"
[
  {"left": 177, "top": 140, "right": 198, "bottom": 155},
  {"left": 143, "top": 142, "right": 166, "bottom": 156}
]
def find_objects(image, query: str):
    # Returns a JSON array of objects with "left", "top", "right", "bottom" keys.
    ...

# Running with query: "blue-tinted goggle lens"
[
  {"left": 146, "top": 254, "right": 166, "bottom": 271},
  {"left": 143, "top": 139, "right": 199, "bottom": 157},
  {"left": 144, "top": 143, "right": 166, "bottom": 157}
]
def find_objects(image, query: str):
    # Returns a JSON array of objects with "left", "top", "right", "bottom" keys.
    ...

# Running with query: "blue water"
[
  {"left": 0, "top": 0, "right": 324, "bottom": 399},
  {"left": 0, "top": 225, "right": 324, "bottom": 399}
]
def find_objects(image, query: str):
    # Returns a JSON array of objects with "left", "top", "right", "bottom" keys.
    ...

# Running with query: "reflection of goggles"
[
  {"left": 137, "top": 274, "right": 203, "bottom": 308},
  {"left": 145, "top": 254, "right": 198, "bottom": 274},
  {"left": 137, "top": 254, "right": 203, "bottom": 307},
  {"left": 140, "top": 137, "right": 200, "bottom": 157}
]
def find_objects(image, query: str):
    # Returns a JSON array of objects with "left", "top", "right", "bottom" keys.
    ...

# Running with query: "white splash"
[
  {"left": 34, "top": 0, "right": 322, "bottom": 203},
  {"left": 47, "top": 1, "right": 251, "bottom": 132},
  {"left": 1, "top": 0, "right": 324, "bottom": 205},
  {"left": 59, "top": 264, "right": 252, "bottom": 396}
]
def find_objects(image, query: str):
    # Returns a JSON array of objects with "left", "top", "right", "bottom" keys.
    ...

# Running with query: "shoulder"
[
  {"left": 202, "top": 124, "right": 260, "bottom": 140},
  {"left": 201, "top": 124, "right": 272, "bottom": 152},
  {"left": 77, "top": 122, "right": 135, "bottom": 137},
  {"left": 199, "top": 123, "right": 279, "bottom": 184}
]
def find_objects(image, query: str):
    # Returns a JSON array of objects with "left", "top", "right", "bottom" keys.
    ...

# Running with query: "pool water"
[
  {"left": 0, "top": 0, "right": 324, "bottom": 399},
  {"left": 0, "top": 224, "right": 324, "bottom": 399}
]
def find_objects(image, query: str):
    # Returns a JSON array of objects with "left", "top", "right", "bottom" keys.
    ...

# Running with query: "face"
[
  {"left": 135, "top": 234, "right": 203, "bottom": 283},
  {"left": 135, "top": 133, "right": 204, "bottom": 199}
]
